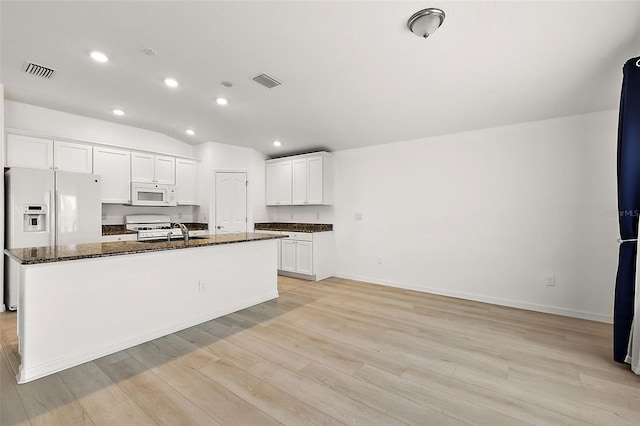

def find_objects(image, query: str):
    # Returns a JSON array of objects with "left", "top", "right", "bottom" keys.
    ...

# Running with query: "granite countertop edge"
[
  {"left": 254, "top": 222, "right": 333, "bottom": 233},
  {"left": 6, "top": 233, "right": 285, "bottom": 265}
]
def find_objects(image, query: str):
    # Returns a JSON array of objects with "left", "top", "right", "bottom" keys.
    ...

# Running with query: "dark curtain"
[{"left": 614, "top": 56, "right": 640, "bottom": 363}]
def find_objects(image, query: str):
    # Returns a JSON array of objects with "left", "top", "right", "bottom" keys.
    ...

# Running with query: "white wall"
[
  {"left": 334, "top": 110, "right": 619, "bottom": 322},
  {"left": 194, "top": 141, "right": 268, "bottom": 230},
  {"left": 4, "top": 101, "right": 194, "bottom": 157},
  {"left": 266, "top": 205, "right": 335, "bottom": 224}
]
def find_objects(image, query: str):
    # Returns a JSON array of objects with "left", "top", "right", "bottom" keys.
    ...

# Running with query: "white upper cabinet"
[
  {"left": 175, "top": 158, "right": 198, "bottom": 205},
  {"left": 292, "top": 158, "right": 308, "bottom": 204},
  {"left": 53, "top": 141, "right": 93, "bottom": 173},
  {"left": 130, "top": 152, "right": 155, "bottom": 182},
  {"left": 131, "top": 152, "right": 175, "bottom": 184},
  {"left": 266, "top": 163, "right": 279, "bottom": 205},
  {"left": 6, "top": 134, "right": 54, "bottom": 170},
  {"left": 93, "top": 147, "right": 131, "bottom": 204},
  {"left": 6, "top": 134, "right": 93, "bottom": 173},
  {"left": 266, "top": 152, "right": 333, "bottom": 206},
  {"left": 266, "top": 160, "right": 292, "bottom": 205},
  {"left": 307, "top": 156, "right": 326, "bottom": 204},
  {"left": 154, "top": 155, "right": 176, "bottom": 184},
  {"left": 7, "top": 133, "right": 196, "bottom": 205}
]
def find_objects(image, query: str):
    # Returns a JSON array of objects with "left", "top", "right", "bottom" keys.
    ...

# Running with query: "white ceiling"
[{"left": 1, "top": 1, "right": 639, "bottom": 156}]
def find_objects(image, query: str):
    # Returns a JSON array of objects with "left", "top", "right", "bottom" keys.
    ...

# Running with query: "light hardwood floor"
[{"left": 1, "top": 276, "right": 639, "bottom": 425}]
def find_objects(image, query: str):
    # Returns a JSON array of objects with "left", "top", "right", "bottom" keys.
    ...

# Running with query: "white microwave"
[{"left": 130, "top": 183, "right": 177, "bottom": 206}]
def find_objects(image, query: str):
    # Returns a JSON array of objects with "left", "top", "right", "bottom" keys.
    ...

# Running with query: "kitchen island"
[{"left": 5, "top": 233, "right": 284, "bottom": 384}]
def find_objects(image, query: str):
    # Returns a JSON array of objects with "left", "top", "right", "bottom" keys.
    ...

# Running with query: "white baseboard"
[
  {"left": 17, "top": 292, "right": 279, "bottom": 384},
  {"left": 334, "top": 273, "right": 613, "bottom": 324},
  {"left": 278, "top": 270, "right": 316, "bottom": 281}
]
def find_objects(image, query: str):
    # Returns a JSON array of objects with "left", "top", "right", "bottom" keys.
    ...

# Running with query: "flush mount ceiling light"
[
  {"left": 273, "top": 140, "right": 282, "bottom": 147},
  {"left": 407, "top": 8, "right": 445, "bottom": 38},
  {"left": 164, "top": 78, "right": 179, "bottom": 88},
  {"left": 216, "top": 97, "right": 228, "bottom": 106},
  {"left": 112, "top": 109, "right": 124, "bottom": 116},
  {"left": 90, "top": 51, "right": 109, "bottom": 63},
  {"left": 186, "top": 129, "right": 195, "bottom": 136}
]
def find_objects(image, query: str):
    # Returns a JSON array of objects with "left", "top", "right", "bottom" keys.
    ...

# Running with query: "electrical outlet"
[
  {"left": 355, "top": 213, "right": 363, "bottom": 221},
  {"left": 546, "top": 275, "right": 556, "bottom": 287},
  {"left": 377, "top": 257, "right": 382, "bottom": 264},
  {"left": 198, "top": 280, "right": 206, "bottom": 292}
]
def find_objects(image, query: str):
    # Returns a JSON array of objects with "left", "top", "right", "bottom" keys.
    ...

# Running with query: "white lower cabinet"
[
  {"left": 294, "top": 240, "right": 313, "bottom": 275},
  {"left": 255, "top": 229, "right": 335, "bottom": 281},
  {"left": 280, "top": 239, "right": 296, "bottom": 272},
  {"left": 281, "top": 234, "right": 313, "bottom": 275}
]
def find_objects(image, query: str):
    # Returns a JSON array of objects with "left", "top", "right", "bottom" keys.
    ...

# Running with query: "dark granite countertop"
[
  {"left": 6, "top": 232, "right": 284, "bottom": 265},
  {"left": 102, "top": 223, "right": 209, "bottom": 236},
  {"left": 254, "top": 222, "right": 333, "bottom": 233},
  {"left": 101, "top": 225, "right": 136, "bottom": 236}
]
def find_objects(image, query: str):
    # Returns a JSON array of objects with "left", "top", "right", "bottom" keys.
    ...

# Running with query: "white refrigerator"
[{"left": 4, "top": 168, "right": 102, "bottom": 310}]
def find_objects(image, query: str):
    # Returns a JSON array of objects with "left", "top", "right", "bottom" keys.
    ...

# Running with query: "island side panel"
[{"left": 17, "top": 239, "right": 278, "bottom": 384}]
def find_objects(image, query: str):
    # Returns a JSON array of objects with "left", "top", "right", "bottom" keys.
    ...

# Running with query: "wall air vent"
[
  {"left": 252, "top": 73, "right": 282, "bottom": 89},
  {"left": 23, "top": 61, "right": 57, "bottom": 79}
]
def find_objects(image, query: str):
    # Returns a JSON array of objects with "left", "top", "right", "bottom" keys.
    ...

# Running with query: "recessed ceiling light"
[
  {"left": 112, "top": 109, "right": 124, "bottom": 116},
  {"left": 140, "top": 47, "right": 157, "bottom": 56},
  {"left": 216, "top": 97, "right": 228, "bottom": 106},
  {"left": 90, "top": 51, "right": 109, "bottom": 63},
  {"left": 164, "top": 78, "right": 179, "bottom": 88},
  {"left": 186, "top": 129, "right": 195, "bottom": 136},
  {"left": 273, "top": 140, "right": 282, "bottom": 147}
]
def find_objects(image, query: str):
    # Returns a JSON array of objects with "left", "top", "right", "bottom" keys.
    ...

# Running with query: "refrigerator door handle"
[{"left": 49, "top": 189, "right": 56, "bottom": 247}]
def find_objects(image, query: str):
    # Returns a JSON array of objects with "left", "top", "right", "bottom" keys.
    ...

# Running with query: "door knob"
[{"left": 216, "top": 225, "right": 224, "bottom": 229}]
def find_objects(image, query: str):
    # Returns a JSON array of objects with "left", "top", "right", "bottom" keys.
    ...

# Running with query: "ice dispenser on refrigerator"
[{"left": 23, "top": 205, "right": 47, "bottom": 232}]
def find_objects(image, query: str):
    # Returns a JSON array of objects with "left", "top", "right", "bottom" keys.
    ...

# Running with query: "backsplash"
[
  {"left": 101, "top": 204, "right": 201, "bottom": 225},
  {"left": 103, "top": 204, "right": 333, "bottom": 226},
  {"left": 264, "top": 205, "right": 335, "bottom": 224}
]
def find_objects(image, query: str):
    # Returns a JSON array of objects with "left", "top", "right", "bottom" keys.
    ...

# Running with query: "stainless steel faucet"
[
  {"left": 166, "top": 231, "right": 173, "bottom": 242},
  {"left": 176, "top": 222, "right": 189, "bottom": 242}
]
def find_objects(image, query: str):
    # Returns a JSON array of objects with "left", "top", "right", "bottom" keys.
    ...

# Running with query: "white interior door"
[{"left": 215, "top": 172, "right": 247, "bottom": 234}]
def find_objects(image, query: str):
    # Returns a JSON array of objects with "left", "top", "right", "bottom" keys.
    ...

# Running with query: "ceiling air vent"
[
  {"left": 252, "top": 73, "right": 282, "bottom": 89},
  {"left": 23, "top": 61, "right": 57, "bottom": 79}
]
